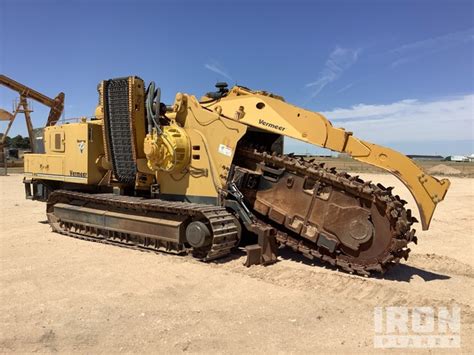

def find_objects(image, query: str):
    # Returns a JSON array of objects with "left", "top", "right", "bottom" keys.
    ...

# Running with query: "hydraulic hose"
[{"left": 146, "top": 81, "right": 162, "bottom": 134}]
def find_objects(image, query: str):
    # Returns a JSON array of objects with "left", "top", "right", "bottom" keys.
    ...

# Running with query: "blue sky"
[{"left": 1, "top": 0, "right": 473, "bottom": 155}]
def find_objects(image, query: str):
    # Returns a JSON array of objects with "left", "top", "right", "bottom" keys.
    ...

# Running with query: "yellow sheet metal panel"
[
  {"left": 155, "top": 129, "right": 218, "bottom": 199},
  {"left": 24, "top": 121, "right": 105, "bottom": 184},
  {"left": 129, "top": 76, "right": 146, "bottom": 159},
  {"left": 211, "top": 93, "right": 328, "bottom": 147},
  {"left": 156, "top": 95, "right": 247, "bottom": 200}
]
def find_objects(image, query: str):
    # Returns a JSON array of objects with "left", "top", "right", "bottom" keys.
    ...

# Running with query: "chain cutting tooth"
[
  {"left": 398, "top": 248, "right": 410, "bottom": 260},
  {"left": 393, "top": 239, "right": 408, "bottom": 249}
]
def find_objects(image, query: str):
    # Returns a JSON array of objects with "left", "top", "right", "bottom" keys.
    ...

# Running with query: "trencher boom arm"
[{"left": 209, "top": 86, "right": 450, "bottom": 230}]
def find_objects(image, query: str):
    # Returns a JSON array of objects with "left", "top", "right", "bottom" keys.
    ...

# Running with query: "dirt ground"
[{"left": 0, "top": 173, "right": 472, "bottom": 353}]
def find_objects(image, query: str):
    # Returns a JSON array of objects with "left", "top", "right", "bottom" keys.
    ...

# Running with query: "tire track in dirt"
[
  {"left": 407, "top": 253, "right": 474, "bottom": 278},
  {"left": 212, "top": 253, "right": 474, "bottom": 325}
]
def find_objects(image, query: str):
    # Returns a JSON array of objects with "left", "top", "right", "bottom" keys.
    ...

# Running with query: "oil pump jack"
[{"left": 0, "top": 74, "right": 65, "bottom": 153}]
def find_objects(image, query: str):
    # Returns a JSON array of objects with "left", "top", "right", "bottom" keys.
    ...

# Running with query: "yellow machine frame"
[{"left": 24, "top": 81, "right": 449, "bottom": 231}]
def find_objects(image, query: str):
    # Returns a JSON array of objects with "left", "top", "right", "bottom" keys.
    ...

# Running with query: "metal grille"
[
  {"left": 103, "top": 78, "right": 137, "bottom": 184},
  {"left": 55, "top": 133, "right": 61, "bottom": 150}
]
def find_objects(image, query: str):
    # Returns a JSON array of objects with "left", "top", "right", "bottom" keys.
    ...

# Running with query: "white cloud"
[
  {"left": 390, "top": 28, "right": 474, "bottom": 67},
  {"left": 306, "top": 46, "right": 361, "bottom": 97},
  {"left": 204, "top": 60, "right": 232, "bottom": 80},
  {"left": 321, "top": 94, "right": 474, "bottom": 142}
]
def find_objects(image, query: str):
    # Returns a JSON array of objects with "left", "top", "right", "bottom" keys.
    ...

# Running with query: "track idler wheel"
[{"left": 186, "top": 221, "right": 212, "bottom": 248}]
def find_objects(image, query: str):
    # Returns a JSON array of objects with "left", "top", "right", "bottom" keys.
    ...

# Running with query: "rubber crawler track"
[{"left": 47, "top": 191, "right": 240, "bottom": 261}]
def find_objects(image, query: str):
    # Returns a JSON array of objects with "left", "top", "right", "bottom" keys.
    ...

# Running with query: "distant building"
[
  {"left": 444, "top": 155, "right": 469, "bottom": 162},
  {"left": 407, "top": 154, "right": 444, "bottom": 161}
]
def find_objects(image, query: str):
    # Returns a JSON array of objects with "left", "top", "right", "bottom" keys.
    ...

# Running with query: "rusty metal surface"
[
  {"left": 244, "top": 244, "right": 263, "bottom": 267},
  {"left": 244, "top": 223, "right": 278, "bottom": 266},
  {"left": 0, "top": 74, "right": 65, "bottom": 128},
  {"left": 237, "top": 148, "right": 416, "bottom": 275}
]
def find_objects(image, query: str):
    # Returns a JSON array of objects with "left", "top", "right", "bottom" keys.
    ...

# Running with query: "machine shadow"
[
  {"left": 381, "top": 264, "right": 450, "bottom": 282},
  {"left": 274, "top": 246, "right": 450, "bottom": 283},
  {"left": 212, "top": 248, "right": 247, "bottom": 264}
]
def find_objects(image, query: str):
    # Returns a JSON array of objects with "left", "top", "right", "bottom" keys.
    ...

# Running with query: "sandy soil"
[{"left": 0, "top": 173, "right": 472, "bottom": 353}]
